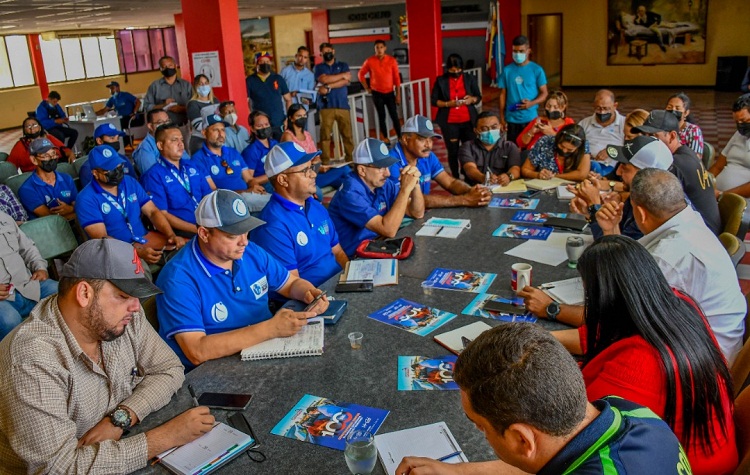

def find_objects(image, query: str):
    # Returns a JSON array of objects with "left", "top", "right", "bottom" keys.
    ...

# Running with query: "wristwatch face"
[
  {"left": 111, "top": 408, "right": 131, "bottom": 429},
  {"left": 609, "top": 181, "right": 616, "bottom": 189},
  {"left": 546, "top": 301, "right": 560, "bottom": 319}
]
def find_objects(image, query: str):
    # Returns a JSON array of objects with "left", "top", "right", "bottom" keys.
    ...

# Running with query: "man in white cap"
[
  {"left": 389, "top": 115, "right": 491, "bottom": 208},
  {"left": 156, "top": 189, "right": 328, "bottom": 369},
  {"left": 0, "top": 238, "right": 215, "bottom": 473},
  {"left": 328, "top": 138, "right": 424, "bottom": 256},
  {"left": 251, "top": 142, "right": 348, "bottom": 289}
]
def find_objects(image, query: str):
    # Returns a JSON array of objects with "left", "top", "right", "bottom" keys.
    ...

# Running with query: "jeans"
[
  {"left": 371, "top": 91, "right": 401, "bottom": 138},
  {"left": 0, "top": 279, "right": 59, "bottom": 341}
]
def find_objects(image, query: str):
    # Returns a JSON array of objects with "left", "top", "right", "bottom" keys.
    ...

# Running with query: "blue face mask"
[
  {"left": 479, "top": 129, "right": 502, "bottom": 146},
  {"left": 512, "top": 52, "right": 527, "bottom": 64},
  {"left": 197, "top": 85, "right": 211, "bottom": 97}
]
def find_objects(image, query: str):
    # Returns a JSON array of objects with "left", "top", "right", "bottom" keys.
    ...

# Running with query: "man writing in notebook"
[
  {"left": 0, "top": 239, "right": 216, "bottom": 473},
  {"left": 155, "top": 189, "right": 328, "bottom": 369},
  {"left": 397, "top": 323, "right": 689, "bottom": 475}
]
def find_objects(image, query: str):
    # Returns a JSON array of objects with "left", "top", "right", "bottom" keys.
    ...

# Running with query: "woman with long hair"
[
  {"left": 666, "top": 92, "right": 704, "bottom": 158},
  {"left": 574, "top": 235, "right": 737, "bottom": 474},
  {"left": 187, "top": 74, "right": 220, "bottom": 155},
  {"left": 521, "top": 123, "right": 590, "bottom": 181},
  {"left": 8, "top": 117, "right": 74, "bottom": 172},
  {"left": 516, "top": 90, "right": 574, "bottom": 151}
]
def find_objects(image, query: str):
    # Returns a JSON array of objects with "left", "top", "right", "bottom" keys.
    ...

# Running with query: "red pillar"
[
  {"left": 310, "top": 10, "right": 329, "bottom": 66},
  {"left": 179, "top": 0, "right": 249, "bottom": 128},
  {"left": 405, "top": 0, "right": 442, "bottom": 83},
  {"left": 173, "top": 14, "right": 191, "bottom": 80},
  {"left": 499, "top": 0, "right": 521, "bottom": 64},
  {"left": 28, "top": 34, "right": 49, "bottom": 99}
]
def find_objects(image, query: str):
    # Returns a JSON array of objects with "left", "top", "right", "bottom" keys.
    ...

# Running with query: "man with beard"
[
  {"left": 246, "top": 52, "right": 292, "bottom": 140},
  {"left": 17, "top": 137, "right": 77, "bottom": 220},
  {"left": 0, "top": 239, "right": 215, "bottom": 473}
]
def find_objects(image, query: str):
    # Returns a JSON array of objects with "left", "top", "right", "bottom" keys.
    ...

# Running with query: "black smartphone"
[
  {"left": 483, "top": 300, "right": 527, "bottom": 315},
  {"left": 227, "top": 412, "right": 260, "bottom": 448},
  {"left": 197, "top": 392, "right": 253, "bottom": 411},
  {"left": 335, "top": 280, "right": 374, "bottom": 293},
  {"left": 304, "top": 290, "right": 327, "bottom": 312},
  {"left": 519, "top": 189, "right": 541, "bottom": 199}
]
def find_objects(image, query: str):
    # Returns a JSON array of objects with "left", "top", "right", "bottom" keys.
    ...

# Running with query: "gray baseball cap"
[
  {"left": 402, "top": 115, "right": 443, "bottom": 139},
  {"left": 353, "top": 138, "right": 398, "bottom": 168},
  {"left": 195, "top": 190, "right": 266, "bottom": 235},
  {"left": 60, "top": 239, "right": 162, "bottom": 298}
]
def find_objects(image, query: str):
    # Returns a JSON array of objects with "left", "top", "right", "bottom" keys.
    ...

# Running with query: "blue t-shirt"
[
  {"left": 388, "top": 143, "right": 446, "bottom": 195},
  {"left": 79, "top": 153, "right": 137, "bottom": 188},
  {"left": 75, "top": 175, "right": 151, "bottom": 243},
  {"left": 498, "top": 61, "right": 547, "bottom": 124},
  {"left": 281, "top": 64, "right": 315, "bottom": 108},
  {"left": 192, "top": 145, "right": 248, "bottom": 191},
  {"left": 155, "top": 238, "right": 291, "bottom": 368},
  {"left": 538, "top": 396, "right": 689, "bottom": 474},
  {"left": 105, "top": 92, "right": 138, "bottom": 116},
  {"left": 328, "top": 174, "right": 400, "bottom": 256},
  {"left": 251, "top": 193, "right": 342, "bottom": 287},
  {"left": 245, "top": 73, "right": 289, "bottom": 128},
  {"left": 314, "top": 61, "right": 350, "bottom": 110},
  {"left": 241, "top": 138, "right": 278, "bottom": 178},
  {"left": 17, "top": 171, "right": 77, "bottom": 218},
  {"left": 140, "top": 157, "right": 211, "bottom": 225}
]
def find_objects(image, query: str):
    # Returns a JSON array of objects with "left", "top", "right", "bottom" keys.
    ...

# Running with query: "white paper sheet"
[{"left": 504, "top": 232, "right": 594, "bottom": 266}]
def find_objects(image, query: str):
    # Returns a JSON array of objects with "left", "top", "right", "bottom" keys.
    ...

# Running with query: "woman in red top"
[
  {"left": 516, "top": 90, "right": 574, "bottom": 151},
  {"left": 8, "top": 117, "right": 74, "bottom": 172},
  {"left": 575, "top": 235, "right": 737, "bottom": 475}
]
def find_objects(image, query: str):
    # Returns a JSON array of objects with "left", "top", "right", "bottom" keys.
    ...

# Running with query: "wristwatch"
[
  {"left": 507, "top": 172, "right": 514, "bottom": 181},
  {"left": 608, "top": 180, "right": 616, "bottom": 191},
  {"left": 546, "top": 301, "right": 561, "bottom": 321},
  {"left": 109, "top": 406, "right": 132, "bottom": 430}
]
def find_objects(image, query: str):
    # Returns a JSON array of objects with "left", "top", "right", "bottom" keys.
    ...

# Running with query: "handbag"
[{"left": 355, "top": 237, "right": 413, "bottom": 259}]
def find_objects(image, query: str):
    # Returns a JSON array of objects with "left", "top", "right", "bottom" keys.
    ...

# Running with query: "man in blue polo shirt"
[
  {"left": 141, "top": 124, "right": 211, "bottom": 237},
  {"left": 314, "top": 43, "right": 353, "bottom": 164},
  {"left": 396, "top": 324, "right": 690, "bottom": 475},
  {"left": 132, "top": 110, "right": 179, "bottom": 175},
  {"left": 246, "top": 52, "right": 292, "bottom": 141},
  {"left": 328, "top": 138, "right": 424, "bottom": 256},
  {"left": 155, "top": 189, "right": 328, "bottom": 368},
  {"left": 98, "top": 81, "right": 142, "bottom": 143},
  {"left": 75, "top": 144, "right": 185, "bottom": 265},
  {"left": 389, "top": 115, "right": 491, "bottom": 209},
  {"left": 17, "top": 138, "right": 77, "bottom": 220},
  {"left": 79, "top": 123, "right": 137, "bottom": 187},
  {"left": 35, "top": 91, "right": 78, "bottom": 149},
  {"left": 241, "top": 110, "right": 278, "bottom": 193},
  {"left": 251, "top": 142, "right": 348, "bottom": 289},
  {"left": 191, "top": 114, "right": 270, "bottom": 212}
]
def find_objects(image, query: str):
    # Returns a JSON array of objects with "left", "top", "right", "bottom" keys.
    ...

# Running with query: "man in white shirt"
[{"left": 578, "top": 89, "right": 625, "bottom": 176}]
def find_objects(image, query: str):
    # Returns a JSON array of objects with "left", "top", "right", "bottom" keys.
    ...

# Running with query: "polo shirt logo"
[
  {"left": 251, "top": 276, "right": 268, "bottom": 299},
  {"left": 211, "top": 165, "right": 220, "bottom": 175},
  {"left": 232, "top": 160, "right": 241, "bottom": 167},
  {"left": 61, "top": 191, "right": 70, "bottom": 198},
  {"left": 296, "top": 231, "right": 308, "bottom": 246},
  {"left": 514, "top": 76, "right": 523, "bottom": 85},
  {"left": 44, "top": 195, "right": 52, "bottom": 202},
  {"left": 189, "top": 167, "right": 198, "bottom": 176},
  {"left": 378, "top": 201, "right": 387, "bottom": 212},
  {"left": 128, "top": 193, "right": 138, "bottom": 202},
  {"left": 211, "top": 302, "right": 229, "bottom": 322},
  {"left": 165, "top": 176, "right": 174, "bottom": 183},
  {"left": 101, "top": 202, "right": 111, "bottom": 214},
  {"left": 318, "top": 220, "right": 330, "bottom": 235}
]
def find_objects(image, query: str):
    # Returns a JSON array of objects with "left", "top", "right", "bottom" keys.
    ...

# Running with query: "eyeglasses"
[
  {"left": 38, "top": 151, "right": 60, "bottom": 161},
  {"left": 285, "top": 162, "right": 321, "bottom": 178},
  {"left": 24, "top": 124, "right": 40, "bottom": 130},
  {"left": 221, "top": 160, "right": 234, "bottom": 175},
  {"left": 561, "top": 132, "right": 583, "bottom": 147}
]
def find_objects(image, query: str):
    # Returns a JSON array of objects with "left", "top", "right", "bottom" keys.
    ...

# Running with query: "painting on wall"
[
  {"left": 240, "top": 18, "right": 273, "bottom": 75},
  {"left": 607, "top": 0, "right": 708, "bottom": 65}
]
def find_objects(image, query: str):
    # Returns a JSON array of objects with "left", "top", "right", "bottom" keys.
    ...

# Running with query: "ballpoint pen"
[
  {"left": 437, "top": 450, "right": 463, "bottom": 462},
  {"left": 188, "top": 384, "right": 200, "bottom": 407}
]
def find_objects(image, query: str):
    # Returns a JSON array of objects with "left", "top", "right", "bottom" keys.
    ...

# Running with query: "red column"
[
  {"left": 179, "top": 0, "right": 249, "bottom": 127},
  {"left": 405, "top": 0, "right": 442, "bottom": 83},
  {"left": 499, "top": 0, "right": 521, "bottom": 64},
  {"left": 310, "top": 10, "right": 329, "bottom": 66},
  {"left": 28, "top": 34, "right": 49, "bottom": 99},
  {"left": 173, "top": 14, "right": 191, "bottom": 80}
]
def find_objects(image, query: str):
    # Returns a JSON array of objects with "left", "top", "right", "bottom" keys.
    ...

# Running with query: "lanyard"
[
  {"left": 100, "top": 186, "right": 146, "bottom": 244},
  {"left": 159, "top": 158, "right": 198, "bottom": 206}
]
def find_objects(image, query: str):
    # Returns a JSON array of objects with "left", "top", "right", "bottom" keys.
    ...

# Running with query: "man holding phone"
[
  {"left": 156, "top": 189, "right": 328, "bottom": 369},
  {"left": 17, "top": 137, "right": 77, "bottom": 220}
]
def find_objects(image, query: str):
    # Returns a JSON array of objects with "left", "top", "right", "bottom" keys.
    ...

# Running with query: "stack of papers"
[
  {"left": 416, "top": 217, "right": 471, "bottom": 239},
  {"left": 375, "top": 422, "right": 468, "bottom": 475},
  {"left": 504, "top": 232, "right": 594, "bottom": 266},
  {"left": 490, "top": 180, "right": 528, "bottom": 194},
  {"left": 542, "top": 277, "right": 585, "bottom": 305},
  {"left": 341, "top": 259, "right": 398, "bottom": 286}
]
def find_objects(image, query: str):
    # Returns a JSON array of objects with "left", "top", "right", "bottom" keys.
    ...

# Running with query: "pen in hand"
[{"left": 188, "top": 384, "right": 199, "bottom": 407}]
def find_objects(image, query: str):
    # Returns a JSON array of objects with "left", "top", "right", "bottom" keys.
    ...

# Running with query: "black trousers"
[
  {"left": 48, "top": 125, "right": 79, "bottom": 150},
  {"left": 441, "top": 121, "right": 474, "bottom": 179},
  {"left": 371, "top": 91, "right": 401, "bottom": 138}
]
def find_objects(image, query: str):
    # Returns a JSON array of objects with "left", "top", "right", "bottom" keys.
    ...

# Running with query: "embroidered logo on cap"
[
  {"left": 232, "top": 198, "right": 248, "bottom": 217},
  {"left": 211, "top": 302, "right": 228, "bottom": 322},
  {"left": 425, "top": 119, "right": 434, "bottom": 131},
  {"left": 606, "top": 146, "right": 618, "bottom": 158},
  {"left": 102, "top": 148, "right": 112, "bottom": 158},
  {"left": 107, "top": 123, "right": 116, "bottom": 130},
  {"left": 379, "top": 143, "right": 388, "bottom": 155}
]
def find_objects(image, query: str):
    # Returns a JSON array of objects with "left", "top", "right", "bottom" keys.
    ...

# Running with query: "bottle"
[{"left": 484, "top": 171, "right": 492, "bottom": 188}]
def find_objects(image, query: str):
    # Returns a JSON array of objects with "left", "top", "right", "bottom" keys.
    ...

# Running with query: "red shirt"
[
  {"left": 516, "top": 117, "right": 575, "bottom": 150},
  {"left": 8, "top": 135, "right": 67, "bottom": 173},
  {"left": 447, "top": 75, "right": 471, "bottom": 124},
  {"left": 358, "top": 55, "right": 401, "bottom": 94}
]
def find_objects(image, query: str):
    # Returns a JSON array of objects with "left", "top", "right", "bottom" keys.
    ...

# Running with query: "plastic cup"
[{"left": 348, "top": 332, "right": 363, "bottom": 350}]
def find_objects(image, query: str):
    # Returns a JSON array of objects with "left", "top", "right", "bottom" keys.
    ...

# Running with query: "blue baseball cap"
[
  {"left": 353, "top": 138, "right": 397, "bottom": 168},
  {"left": 203, "top": 113, "right": 227, "bottom": 129},
  {"left": 264, "top": 141, "right": 321, "bottom": 177},
  {"left": 94, "top": 122, "right": 126, "bottom": 139},
  {"left": 88, "top": 145, "right": 126, "bottom": 171}
]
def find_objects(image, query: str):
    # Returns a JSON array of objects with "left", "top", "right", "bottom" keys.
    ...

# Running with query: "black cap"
[{"left": 631, "top": 110, "right": 680, "bottom": 134}]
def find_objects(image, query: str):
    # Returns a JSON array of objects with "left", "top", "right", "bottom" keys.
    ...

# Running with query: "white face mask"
[
  {"left": 224, "top": 113, "right": 238, "bottom": 126},
  {"left": 197, "top": 85, "right": 212, "bottom": 97}
]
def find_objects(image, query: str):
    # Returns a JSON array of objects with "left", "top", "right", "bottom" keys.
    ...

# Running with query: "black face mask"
[
  {"left": 258, "top": 63, "right": 271, "bottom": 74},
  {"left": 255, "top": 127, "right": 272, "bottom": 140},
  {"left": 322, "top": 52, "right": 334, "bottom": 62},
  {"left": 738, "top": 122, "right": 750, "bottom": 138},
  {"left": 449, "top": 71, "right": 462, "bottom": 78},
  {"left": 161, "top": 67, "right": 177, "bottom": 78},
  {"left": 546, "top": 110, "right": 563, "bottom": 120},
  {"left": 668, "top": 109, "right": 683, "bottom": 121},
  {"left": 102, "top": 166, "right": 125, "bottom": 187},
  {"left": 106, "top": 141, "right": 121, "bottom": 152},
  {"left": 293, "top": 117, "right": 307, "bottom": 129},
  {"left": 24, "top": 130, "right": 42, "bottom": 139},
  {"left": 596, "top": 112, "right": 613, "bottom": 123},
  {"left": 39, "top": 159, "right": 58, "bottom": 173},
  {"left": 556, "top": 147, "right": 576, "bottom": 158}
]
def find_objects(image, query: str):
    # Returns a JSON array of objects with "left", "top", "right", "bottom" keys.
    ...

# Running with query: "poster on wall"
[
  {"left": 192, "top": 51, "right": 222, "bottom": 87},
  {"left": 607, "top": 0, "right": 708, "bottom": 65},
  {"left": 240, "top": 18, "right": 273, "bottom": 75}
]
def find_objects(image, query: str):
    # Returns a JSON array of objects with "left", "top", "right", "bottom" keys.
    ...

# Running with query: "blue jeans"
[{"left": 0, "top": 279, "right": 59, "bottom": 341}]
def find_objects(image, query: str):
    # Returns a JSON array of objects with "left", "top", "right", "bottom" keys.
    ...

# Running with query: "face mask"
[
  {"left": 546, "top": 110, "right": 563, "bottom": 120},
  {"left": 103, "top": 166, "right": 125, "bottom": 187},
  {"left": 668, "top": 109, "right": 683, "bottom": 121},
  {"left": 293, "top": 117, "right": 307, "bottom": 129},
  {"left": 738, "top": 122, "right": 750, "bottom": 138},
  {"left": 258, "top": 63, "right": 271, "bottom": 74},
  {"left": 106, "top": 141, "right": 121, "bottom": 152},
  {"left": 322, "top": 52, "right": 334, "bottom": 62},
  {"left": 596, "top": 112, "right": 612, "bottom": 123},
  {"left": 39, "top": 159, "right": 58, "bottom": 173},
  {"left": 161, "top": 67, "right": 177, "bottom": 78},
  {"left": 449, "top": 71, "right": 461, "bottom": 78},
  {"left": 24, "top": 130, "right": 41, "bottom": 139},
  {"left": 479, "top": 129, "right": 502, "bottom": 146},
  {"left": 556, "top": 147, "right": 576, "bottom": 158},
  {"left": 255, "top": 127, "right": 272, "bottom": 140},
  {"left": 224, "top": 113, "right": 238, "bottom": 126},
  {"left": 111, "top": 91, "right": 118, "bottom": 98},
  {"left": 197, "top": 85, "right": 211, "bottom": 97},
  {"left": 512, "top": 52, "right": 527, "bottom": 64}
]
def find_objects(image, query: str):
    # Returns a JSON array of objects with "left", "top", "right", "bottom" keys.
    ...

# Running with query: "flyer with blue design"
[
  {"left": 462, "top": 293, "right": 538, "bottom": 323},
  {"left": 421, "top": 268, "right": 496, "bottom": 294},
  {"left": 510, "top": 211, "right": 567, "bottom": 224},
  {"left": 488, "top": 197, "right": 539, "bottom": 209},
  {"left": 492, "top": 224, "right": 552, "bottom": 240},
  {"left": 398, "top": 355, "right": 458, "bottom": 391},
  {"left": 368, "top": 298, "right": 457, "bottom": 336}
]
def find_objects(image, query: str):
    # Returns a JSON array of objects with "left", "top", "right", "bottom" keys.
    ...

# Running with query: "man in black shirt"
[{"left": 457, "top": 111, "right": 521, "bottom": 186}]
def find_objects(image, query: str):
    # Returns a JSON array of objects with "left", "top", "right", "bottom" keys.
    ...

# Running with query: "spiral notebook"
[{"left": 240, "top": 318, "right": 324, "bottom": 361}]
